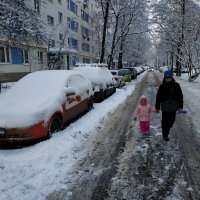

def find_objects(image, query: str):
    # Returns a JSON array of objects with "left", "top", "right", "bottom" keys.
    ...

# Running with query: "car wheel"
[
  {"left": 103, "top": 90, "right": 107, "bottom": 100},
  {"left": 47, "top": 115, "right": 62, "bottom": 138},
  {"left": 88, "top": 97, "right": 94, "bottom": 110},
  {"left": 113, "top": 86, "right": 116, "bottom": 93},
  {"left": 119, "top": 81, "right": 122, "bottom": 88}
]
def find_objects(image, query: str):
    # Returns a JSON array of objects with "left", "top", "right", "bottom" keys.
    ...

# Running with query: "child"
[{"left": 133, "top": 95, "right": 155, "bottom": 136}]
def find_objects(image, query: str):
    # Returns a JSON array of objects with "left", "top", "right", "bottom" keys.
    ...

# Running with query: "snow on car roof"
[
  {"left": 0, "top": 70, "right": 91, "bottom": 128},
  {"left": 75, "top": 63, "right": 108, "bottom": 67},
  {"left": 110, "top": 70, "right": 119, "bottom": 72},
  {"left": 73, "top": 65, "right": 114, "bottom": 87}
]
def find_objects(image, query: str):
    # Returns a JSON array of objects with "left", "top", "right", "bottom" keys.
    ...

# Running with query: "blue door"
[{"left": 11, "top": 47, "right": 23, "bottom": 64}]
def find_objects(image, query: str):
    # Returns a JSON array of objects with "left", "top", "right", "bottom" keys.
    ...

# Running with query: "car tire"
[
  {"left": 88, "top": 97, "right": 94, "bottom": 110},
  {"left": 113, "top": 86, "right": 116, "bottom": 93},
  {"left": 47, "top": 114, "right": 63, "bottom": 138},
  {"left": 103, "top": 90, "right": 107, "bottom": 100},
  {"left": 119, "top": 81, "right": 122, "bottom": 88}
]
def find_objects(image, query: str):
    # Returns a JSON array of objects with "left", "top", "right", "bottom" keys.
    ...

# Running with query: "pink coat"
[{"left": 134, "top": 104, "right": 155, "bottom": 122}]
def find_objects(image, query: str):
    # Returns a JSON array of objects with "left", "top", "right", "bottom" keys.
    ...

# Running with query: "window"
[
  {"left": 49, "top": 40, "right": 55, "bottom": 47},
  {"left": 10, "top": 47, "right": 29, "bottom": 64},
  {"left": 38, "top": 51, "right": 43, "bottom": 64},
  {"left": 81, "top": 10, "right": 89, "bottom": 22},
  {"left": 59, "top": 33, "right": 63, "bottom": 40},
  {"left": 0, "top": 47, "right": 10, "bottom": 63},
  {"left": 83, "top": 0, "right": 89, "bottom": 9},
  {"left": 47, "top": 15, "right": 54, "bottom": 25},
  {"left": 82, "top": 43, "right": 90, "bottom": 52},
  {"left": 81, "top": 26, "right": 89, "bottom": 38},
  {"left": 90, "top": 17, "right": 94, "bottom": 27},
  {"left": 23, "top": 50, "right": 29, "bottom": 64},
  {"left": 68, "top": 18, "right": 78, "bottom": 32},
  {"left": 11, "top": 47, "right": 23, "bottom": 64},
  {"left": 34, "top": 0, "right": 40, "bottom": 13},
  {"left": 68, "top": 0, "right": 77, "bottom": 14},
  {"left": 69, "top": 38, "right": 78, "bottom": 49},
  {"left": 58, "top": 12, "right": 63, "bottom": 24},
  {"left": 92, "top": 46, "right": 94, "bottom": 54},
  {"left": 71, "top": 56, "right": 78, "bottom": 66},
  {"left": 83, "top": 58, "right": 90, "bottom": 63}
]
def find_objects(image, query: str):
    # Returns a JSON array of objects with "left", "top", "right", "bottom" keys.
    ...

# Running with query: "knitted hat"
[
  {"left": 164, "top": 70, "right": 173, "bottom": 78},
  {"left": 140, "top": 95, "right": 148, "bottom": 102}
]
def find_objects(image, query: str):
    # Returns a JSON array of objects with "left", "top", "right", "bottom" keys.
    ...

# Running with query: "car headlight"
[{"left": 0, "top": 128, "right": 6, "bottom": 135}]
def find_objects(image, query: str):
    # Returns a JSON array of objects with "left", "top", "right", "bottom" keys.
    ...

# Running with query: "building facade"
[{"left": 0, "top": 0, "right": 99, "bottom": 82}]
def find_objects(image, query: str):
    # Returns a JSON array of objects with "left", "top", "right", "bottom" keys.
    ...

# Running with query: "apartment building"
[{"left": 0, "top": 0, "right": 99, "bottom": 82}]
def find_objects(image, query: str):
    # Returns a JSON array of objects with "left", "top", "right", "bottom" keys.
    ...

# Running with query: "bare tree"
[
  {"left": 0, "top": 0, "right": 48, "bottom": 45},
  {"left": 151, "top": 0, "right": 200, "bottom": 81},
  {"left": 99, "top": 0, "right": 111, "bottom": 63}
]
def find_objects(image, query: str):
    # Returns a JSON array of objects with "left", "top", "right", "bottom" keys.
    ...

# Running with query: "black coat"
[{"left": 155, "top": 78, "right": 183, "bottom": 110}]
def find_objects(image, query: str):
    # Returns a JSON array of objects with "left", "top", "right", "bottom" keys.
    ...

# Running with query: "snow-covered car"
[
  {"left": 135, "top": 67, "right": 144, "bottom": 75},
  {"left": 0, "top": 70, "right": 94, "bottom": 145},
  {"left": 110, "top": 70, "right": 126, "bottom": 88},
  {"left": 73, "top": 63, "right": 116, "bottom": 102},
  {"left": 148, "top": 67, "right": 154, "bottom": 72}
]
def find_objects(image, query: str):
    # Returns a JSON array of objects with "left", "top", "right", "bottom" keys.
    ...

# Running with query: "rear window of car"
[
  {"left": 111, "top": 71, "right": 117, "bottom": 75},
  {"left": 119, "top": 70, "right": 129, "bottom": 76}
]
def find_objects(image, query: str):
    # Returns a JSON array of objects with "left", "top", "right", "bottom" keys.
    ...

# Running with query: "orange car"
[{"left": 0, "top": 70, "right": 94, "bottom": 145}]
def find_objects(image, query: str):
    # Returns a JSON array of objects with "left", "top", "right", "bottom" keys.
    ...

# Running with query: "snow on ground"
[
  {"left": 177, "top": 73, "right": 200, "bottom": 140},
  {"left": 0, "top": 73, "right": 144, "bottom": 200},
  {"left": 0, "top": 70, "right": 200, "bottom": 200}
]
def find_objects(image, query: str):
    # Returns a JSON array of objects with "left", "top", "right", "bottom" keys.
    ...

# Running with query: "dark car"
[{"left": 122, "top": 67, "right": 137, "bottom": 79}]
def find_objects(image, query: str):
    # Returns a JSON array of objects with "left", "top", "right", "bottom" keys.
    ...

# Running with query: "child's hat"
[
  {"left": 140, "top": 95, "right": 148, "bottom": 101},
  {"left": 164, "top": 70, "right": 173, "bottom": 78}
]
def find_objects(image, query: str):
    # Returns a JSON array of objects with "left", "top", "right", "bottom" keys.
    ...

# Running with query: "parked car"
[
  {"left": 118, "top": 69, "right": 132, "bottom": 82},
  {"left": 0, "top": 70, "right": 94, "bottom": 145},
  {"left": 123, "top": 67, "right": 137, "bottom": 79},
  {"left": 110, "top": 70, "right": 126, "bottom": 88},
  {"left": 135, "top": 67, "right": 144, "bottom": 75},
  {"left": 73, "top": 63, "right": 116, "bottom": 102},
  {"left": 148, "top": 67, "right": 154, "bottom": 72}
]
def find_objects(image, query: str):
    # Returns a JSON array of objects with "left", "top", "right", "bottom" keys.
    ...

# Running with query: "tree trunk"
[
  {"left": 100, "top": 0, "right": 110, "bottom": 63},
  {"left": 118, "top": 41, "right": 123, "bottom": 69},
  {"left": 108, "top": 14, "right": 119, "bottom": 69}
]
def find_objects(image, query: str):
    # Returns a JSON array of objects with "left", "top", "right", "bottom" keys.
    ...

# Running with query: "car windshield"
[{"left": 119, "top": 70, "right": 129, "bottom": 76}]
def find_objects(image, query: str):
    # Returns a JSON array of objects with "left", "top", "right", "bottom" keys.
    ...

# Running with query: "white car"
[
  {"left": 110, "top": 70, "right": 126, "bottom": 88},
  {"left": 73, "top": 63, "right": 116, "bottom": 102}
]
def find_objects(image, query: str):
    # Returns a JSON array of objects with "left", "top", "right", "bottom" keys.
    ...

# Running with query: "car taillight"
[{"left": 114, "top": 77, "right": 118, "bottom": 81}]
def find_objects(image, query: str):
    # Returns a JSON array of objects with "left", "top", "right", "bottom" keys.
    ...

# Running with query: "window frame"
[
  {"left": 0, "top": 46, "right": 10, "bottom": 63},
  {"left": 58, "top": 12, "right": 63, "bottom": 24},
  {"left": 38, "top": 51, "right": 43, "bottom": 64},
  {"left": 23, "top": 49, "right": 29, "bottom": 64},
  {"left": 47, "top": 15, "right": 54, "bottom": 25},
  {"left": 34, "top": 0, "right": 40, "bottom": 13}
]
